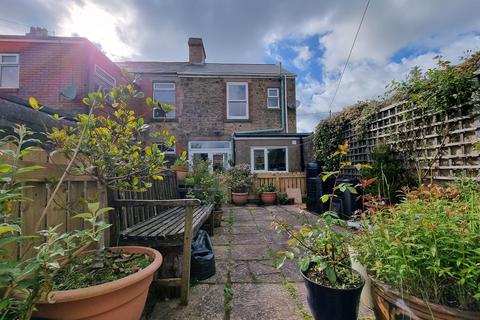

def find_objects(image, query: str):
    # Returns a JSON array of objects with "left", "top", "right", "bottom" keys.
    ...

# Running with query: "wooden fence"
[
  {"left": 5, "top": 148, "right": 106, "bottom": 260},
  {"left": 254, "top": 172, "right": 307, "bottom": 197},
  {"left": 343, "top": 102, "right": 480, "bottom": 181}
]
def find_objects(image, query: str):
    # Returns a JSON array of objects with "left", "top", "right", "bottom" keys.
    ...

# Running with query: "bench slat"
[{"left": 121, "top": 207, "right": 183, "bottom": 237}]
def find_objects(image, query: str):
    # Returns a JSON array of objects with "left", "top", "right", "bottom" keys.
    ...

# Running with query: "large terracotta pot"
[
  {"left": 172, "top": 165, "right": 188, "bottom": 182},
  {"left": 34, "top": 246, "right": 163, "bottom": 320},
  {"left": 231, "top": 192, "right": 248, "bottom": 205},
  {"left": 371, "top": 279, "right": 480, "bottom": 320},
  {"left": 260, "top": 192, "right": 277, "bottom": 205}
]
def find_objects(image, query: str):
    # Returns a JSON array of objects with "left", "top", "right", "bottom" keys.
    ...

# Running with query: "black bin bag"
[{"left": 190, "top": 229, "right": 216, "bottom": 280}]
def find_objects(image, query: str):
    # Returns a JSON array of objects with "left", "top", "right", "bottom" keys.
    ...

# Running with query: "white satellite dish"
[
  {"left": 60, "top": 82, "right": 77, "bottom": 101},
  {"left": 288, "top": 100, "right": 301, "bottom": 109}
]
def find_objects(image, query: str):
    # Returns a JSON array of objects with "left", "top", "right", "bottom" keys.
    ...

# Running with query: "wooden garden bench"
[{"left": 107, "top": 171, "right": 214, "bottom": 305}]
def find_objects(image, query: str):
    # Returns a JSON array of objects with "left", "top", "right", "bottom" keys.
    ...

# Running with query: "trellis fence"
[
  {"left": 344, "top": 102, "right": 480, "bottom": 181},
  {"left": 5, "top": 148, "right": 106, "bottom": 260}
]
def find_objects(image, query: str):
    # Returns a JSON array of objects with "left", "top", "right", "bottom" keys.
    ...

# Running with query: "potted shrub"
[
  {"left": 258, "top": 183, "right": 277, "bottom": 205},
  {"left": 1, "top": 86, "right": 171, "bottom": 319},
  {"left": 354, "top": 182, "right": 480, "bottom": 320},
  {"left": 274, "top": 212, "right": 365, "bottom": 320},
  {"left": 224, "top": 164, "right": 255, "bottom": 205},
  {"left": 171, "top": 151, "right": 189, "bottom": 182}
]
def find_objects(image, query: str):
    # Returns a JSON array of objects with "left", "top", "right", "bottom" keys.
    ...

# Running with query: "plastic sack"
[{"left": 190, "top": 229, "right": 216, "bottom": 280}]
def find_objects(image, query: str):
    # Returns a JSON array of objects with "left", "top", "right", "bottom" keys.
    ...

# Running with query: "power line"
[
  {"left": 326, "top": 0, "right": 371, "bottom": 118},
  {"left": 0, "top": 17, "right": 30, "bottom": 28}
]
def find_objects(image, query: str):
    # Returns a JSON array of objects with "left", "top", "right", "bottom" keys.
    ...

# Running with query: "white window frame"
[
  {"left": 188, "top": 141, "right": 233, "bottom": 171},
  {"left": 94, "top": 64, "right": 116, "bottom": 89},
  {"left": 250, "top": 147, "right": 289, "bottom": 173},
  {"left": 0, "top": 53, "right": 19, "bottom": 88},
  {"left": 267, "top": 88, "right": 280, "bottom": 109},
  {"left": 226, "top": 82, "right": 249, "bottom": 120},
  {"left": 153, "top": 82, "right": 176, "bottom": 119}
]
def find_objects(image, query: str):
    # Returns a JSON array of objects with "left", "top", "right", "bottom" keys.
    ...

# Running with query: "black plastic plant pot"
[{"left": 301, "top": 267, "right": 365, "bottom": 320}]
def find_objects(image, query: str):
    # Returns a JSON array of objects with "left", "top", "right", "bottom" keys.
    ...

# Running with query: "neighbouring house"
[
  {"left": 119, "top": 38, "right": 310, "bottom": 172},
  {"left": 0, "top": 27, "right": 125, "bottom": 116}
]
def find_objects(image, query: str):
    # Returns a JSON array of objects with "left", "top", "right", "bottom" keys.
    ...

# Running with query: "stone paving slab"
[
  {"left": 147, "top": 205, "right": 374, "bottom": 320},
  {"left": 149, "top": 284, "right": 225, "bottom": 320},
  {"left": 230, "top": 283, "right": 302, "bottom": 320}
]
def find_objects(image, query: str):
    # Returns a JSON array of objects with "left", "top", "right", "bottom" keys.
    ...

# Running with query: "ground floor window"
[
  {"left": 251, "top": 147, "right": 288, "bottom": 172},
  {"left": 189, "top": 141, "right": 232, "bottom": 171}
]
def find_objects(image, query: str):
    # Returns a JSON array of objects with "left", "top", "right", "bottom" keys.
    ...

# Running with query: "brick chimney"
[
  {"left": 188, "top": 38, "right": 206, "bottom": 64},
  {"left": 26, "top": 27, "right": 49, "bottom": 38}
]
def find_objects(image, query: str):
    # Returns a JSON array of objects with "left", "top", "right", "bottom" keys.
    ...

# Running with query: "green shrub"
[
  {"left": 354, "top": 181, "right": 480, "bottom": 311},
  {"left": 223, "top": 164, "right": 255, "bottom": 193}
]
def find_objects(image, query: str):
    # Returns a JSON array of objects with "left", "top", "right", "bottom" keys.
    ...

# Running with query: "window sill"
[
  {"left": 151, "top": 118, "right": 178, "bottom": 123},
  {"left": 267, "top": 107, "right": 280, "bottom": 110},
  {"left": 225, "top": 119, "right": 251, "bottom": 123},
  {"left": 0, "top": 88, "right": 19, "bottom": 93}
]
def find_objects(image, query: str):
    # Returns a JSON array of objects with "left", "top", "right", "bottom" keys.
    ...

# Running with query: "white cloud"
[{"left": 292, "top": 45, "right": 312, "bottom": 69}]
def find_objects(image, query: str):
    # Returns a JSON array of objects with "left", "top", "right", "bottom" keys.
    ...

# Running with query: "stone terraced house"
[{"left": 119, "top": 38, "right": 309, "bottom": 172}]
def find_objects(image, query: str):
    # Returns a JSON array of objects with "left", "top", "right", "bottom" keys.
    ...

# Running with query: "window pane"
[
  {"left": 153, "top": 87, "right": 176, "bottom": 118},
  {"left": 1, "top": 55, "right": 17, "bottom": 63},
  {"left": 1, "top": 66, "right": 19, "bottom": 88},
  {"left": 192, "top": 153, "right": 209, "bottom": 162},
  {"left": 253, "top": 149, "right": 265, "bottom": 171},
  {"left": 190, "top": 141, "right": 230, "bottom": 149},
  {"left": 268, "top": 148, "right": 286, "bottom": 171},
  {"left": 212, "top": 153, "right": 228, "bottom": 172},
  {"left": 268, "top": 97, "right": 279, "bottom": 108},
  {"left": 268, "top": 88, "right": 278, "bottom": 97},
  {"left": 228, "top": 84, "right": 246, "bottom": 100},
  {"left": 228, "top": 101, "right": 247, "bottom": 117}
]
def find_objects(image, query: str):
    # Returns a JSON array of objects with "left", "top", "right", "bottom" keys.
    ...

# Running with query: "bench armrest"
[{"left": 111, "top": 198, "right": 202, "bottom": 208}]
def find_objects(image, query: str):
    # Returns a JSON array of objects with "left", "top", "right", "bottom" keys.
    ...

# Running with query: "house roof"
[{"left": 116, "top": 61, "right": 296, "bottom": 77}]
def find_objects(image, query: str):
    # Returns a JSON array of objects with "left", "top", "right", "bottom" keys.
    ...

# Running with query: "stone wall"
[{"left": 144, "top": 76, "right": 297, "bottom": 154}]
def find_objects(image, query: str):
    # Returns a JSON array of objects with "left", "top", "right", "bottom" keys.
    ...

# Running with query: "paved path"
[{"left": 149, "top": 205, "right": 374, "bottom": 320}]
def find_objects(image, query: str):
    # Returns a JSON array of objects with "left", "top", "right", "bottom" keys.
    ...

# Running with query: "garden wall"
[{"left": 341, "top": 101, "right": 480, "bottom": 181}]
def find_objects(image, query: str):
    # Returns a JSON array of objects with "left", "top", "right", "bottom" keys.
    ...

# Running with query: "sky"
[{"left": 1, "top": 0, "right": 480, "bottom": 132}]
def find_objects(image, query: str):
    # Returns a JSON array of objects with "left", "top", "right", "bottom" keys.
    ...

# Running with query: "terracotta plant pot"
[
  {"left": 231, "top": 192, "right": 248, "bottom": 205},
  {"left": 371, "top": 278, "right": 480, "bottom": 320},
  {"left": 172, "top": 165, "right": 188, "bottom": 182},
  {"left": 260, "top": 192, "right": 277, "bottom": 205},
  {"left": 34, "top": 246, "right": 163, "bottom": 320},
  {"left": 213, "top": 209, "right": 223, "bottom": 227}
]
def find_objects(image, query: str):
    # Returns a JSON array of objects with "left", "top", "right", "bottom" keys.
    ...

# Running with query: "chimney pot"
[
  {"left": 26, "top": 26, "right": 49, "bottom": 38},
  {"left": 188, "top": 37, "right": 206, "bottom": 64}
]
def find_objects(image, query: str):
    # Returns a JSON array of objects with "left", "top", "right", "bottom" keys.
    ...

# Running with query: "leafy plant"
[
  {"left": 223, "top": 164, "right": 255, "bottom": 193},
  {"left": 354, "top": 181, "right": 480, "bottom": 311},
  {"left": 186, "top": 159, "right": 225, "bottom": 206},
  {"left": 1, "top": 85, "right": 173, "bottom": 319},
  {"left": 48, "top": 85, "right": 172, "bottom": 191},
  {"left": 274, "top": 144, "right": 368, "bottom": 289},
  {"left": 257, "top": 183, "right": 276, "bottom": 194},
  {"left": 0, "top": 126, "right": 112, "bottom": 319},
  {"left": 274, "top": 212, "right": 361, "bottom": 289},
  {"left": 277, "top": 192, "right": 289, "bottom": 205},
  {"left": 173, "top": 151, "right": 188, "bottom": 168}
]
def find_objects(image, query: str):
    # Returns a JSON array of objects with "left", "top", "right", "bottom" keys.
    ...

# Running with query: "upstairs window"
[
  {"left": 227, "top": 82, "right": 248, "bottom": 119},
  {"left": 153, "top": 82, "right": 176, "bottom": 119},
  {"left": 267, "top": 88, "right": 280, "bottom": 109},
  {"left": 94, "top": 64, "right": 116, "bottom": 92},
  {"left": 0, "top": 54, "right": 19, "bottom": 88}
]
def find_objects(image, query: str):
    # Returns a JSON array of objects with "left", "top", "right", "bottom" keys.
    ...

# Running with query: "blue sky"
[{"left": 1, "top": 0, "right": 480, "bottom": 132}]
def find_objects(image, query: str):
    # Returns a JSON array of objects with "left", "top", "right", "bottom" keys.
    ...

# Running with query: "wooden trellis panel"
[{"left": 342, "top": 102, "right": 480, "bottom": 181}]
